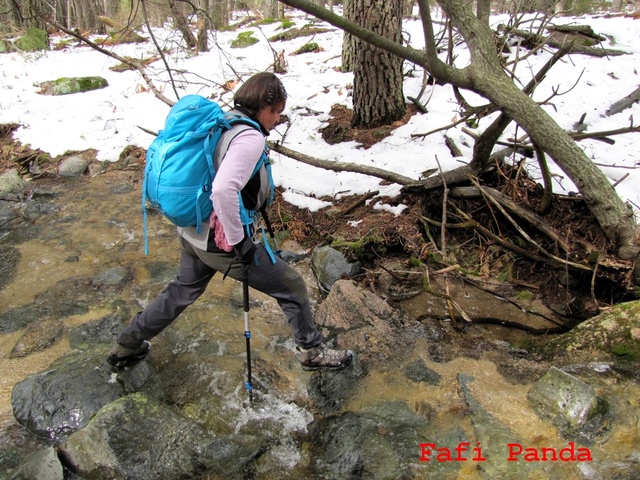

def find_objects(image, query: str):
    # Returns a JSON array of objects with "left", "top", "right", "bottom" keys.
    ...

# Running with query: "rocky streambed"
[{"left": 0, "top": 167, "right": 639, "bottom": 480}]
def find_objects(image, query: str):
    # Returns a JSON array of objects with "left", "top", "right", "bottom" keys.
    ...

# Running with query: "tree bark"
[
  {"left": 265, "top": 0, "right": 279, "bottom": 17},
  {"left": 350, "top": 0, "right": 406, "bottom": 129},
  {"left": 196, "top": 0, "right": 209, "bottom": 52},
  {"left": 211, "top": 0, "right": 229, "bottom": 29},
  {"left": 169, "top": 0, "right": 196, "bottom": 48},
  {"left": 341, "top": 0, "right": 355, "bottom": 72}
]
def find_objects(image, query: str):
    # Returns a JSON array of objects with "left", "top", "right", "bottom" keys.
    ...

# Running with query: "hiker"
[{"left": 108, "top": 72, "right": 353, "bottom": 372}]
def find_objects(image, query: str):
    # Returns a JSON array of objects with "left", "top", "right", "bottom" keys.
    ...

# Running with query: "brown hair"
[{"left": 233, "top": 72, "right": 287, "bottom": 117}]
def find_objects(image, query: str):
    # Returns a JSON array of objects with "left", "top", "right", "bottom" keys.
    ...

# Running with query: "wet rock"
[
  {"left": 58, "top": 155, "right": 90, "bottom": 177},
  {"left": 91, "top": 265, "right": 129, "bottom": 288},
  {"left": 311, "top": 245, "right": 362, "bottom": 295},
  {"left": 8, "top": 447, "right": 63, "bottom": 480},
  {"left": 144, "top": 260, "right": 177, "bottom": 285},
  {"left": 404, "top": 358, "right": 441, "bottom": 385},
  {"left": 0, "top": 305, "right": 40, "bottom": 334},
  {"left": 314, "top": 279, "right": 423, "bottom": 364},
  {"left": 10, "top": 318, "right": 65, "bottom": 358},
  {"left": 527, "top": 366, "right": 610, "bottom": 444},
  {"left": 11, "top": 349, "right": 155, "bottom": 442},
  {"left": 200, "top": 434, "right": 263, "bottom": 478},
  {"left": 33, "top": 277, "right": 103, "bottom": 318},
  {"left": 67, "top": 310, "right": 132, "bottom": 349},
  {"left": 59, "top": 392, "right": 217, "bottom": 480},
  {"left": 0, "top": 245, "right": 20, "bottom": 291},
  {"left": 308, "top": 355, "right": 367, "bottom": 413},
  {"left": 310, "top": 401, "right": 427, "bottom": 479}
]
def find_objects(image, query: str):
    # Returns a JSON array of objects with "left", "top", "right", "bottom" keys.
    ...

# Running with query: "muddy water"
[{"left": 1, "top": 169, "right": 639, "bottom": 479}]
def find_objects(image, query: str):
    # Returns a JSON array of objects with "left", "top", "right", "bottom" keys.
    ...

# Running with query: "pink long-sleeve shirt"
[{"left": 177, "top": 126, "right": 266, "bottom": 251}]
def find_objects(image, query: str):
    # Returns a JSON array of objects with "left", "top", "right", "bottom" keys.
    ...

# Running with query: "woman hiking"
[{"left": 108, "top": 72, "right": 353, "bottom": 372}]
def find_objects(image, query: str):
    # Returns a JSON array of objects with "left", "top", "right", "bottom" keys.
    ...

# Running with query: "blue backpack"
[{"left": 142, "top": 94, "right": 272, "bottom": 254}]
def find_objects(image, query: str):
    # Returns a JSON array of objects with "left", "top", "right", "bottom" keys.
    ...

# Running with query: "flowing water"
[{"left": 1, "top": 169, "right": 639, "bottom": 479}]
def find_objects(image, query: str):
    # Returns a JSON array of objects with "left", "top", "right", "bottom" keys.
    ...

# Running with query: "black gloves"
[{"left": 233, "top": 236, "right": 256, "bottom": 266}]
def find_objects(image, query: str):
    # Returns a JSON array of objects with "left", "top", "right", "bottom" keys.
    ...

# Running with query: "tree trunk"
[
  {"left": 476, "top": 0, "right": 490, "bottom": 24},
  {"left": 351, "top": 0, "right": 406, "bottom": 128},
  {"left": 196, "top": 0, "right": 209, "bottom": 52},
  {"left": 403, "top": 0, "right": 415, "bottom": 16},
  {"left": 611, "top": 0, "right": 625, "bottom": 12},
  {"left": 211, "top": 0, "right": 228, "bottom": 29},
  {"left": 265, "top": 0, "right": 279, "bottom": 17},
  {"left": 341, "top": 0, "right": 355, "bottom": 71},
  {"left": 169, "top": 0, "right": 196, "bottom": 48}
]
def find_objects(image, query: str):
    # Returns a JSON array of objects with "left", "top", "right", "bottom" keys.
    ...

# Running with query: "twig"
[
  {"left": 334, "top": 190, "right": 379, "bottom": 219},
  {"left": 612, "top": 172, "right": 630, "bottom": 188},
  {"left": 533, "top": 142, "right": 553, "bottom": 214}
]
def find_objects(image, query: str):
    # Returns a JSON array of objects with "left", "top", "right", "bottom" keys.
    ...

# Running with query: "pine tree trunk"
[
  {"left": 341, "top": 0, "right": 355, "bottom": 72},
  {"left": 351, "top": 0, "right": 405, "bottom": 129}
]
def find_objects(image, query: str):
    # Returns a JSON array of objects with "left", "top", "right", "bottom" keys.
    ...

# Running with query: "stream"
[{"left": 1, "top": 169, "right": 639, "bottom": 479}]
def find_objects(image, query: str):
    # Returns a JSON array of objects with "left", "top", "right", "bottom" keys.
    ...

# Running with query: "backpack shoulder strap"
[{"left": 213, "top": 117, "right": 263, "bottom": 171}]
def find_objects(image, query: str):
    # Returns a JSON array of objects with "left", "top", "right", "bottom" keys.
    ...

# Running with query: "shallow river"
[{"left": 1, "top": 169, "right": 639, "bottom": 479}]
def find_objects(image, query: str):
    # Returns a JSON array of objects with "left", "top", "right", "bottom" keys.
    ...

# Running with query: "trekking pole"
[{"left": 242, "top": 269, "right": 253, "bottom": 404}]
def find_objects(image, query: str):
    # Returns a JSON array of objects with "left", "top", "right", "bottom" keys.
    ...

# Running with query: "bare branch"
[{"left": 267, "top": 141, "right": 415, "bottom": 185}]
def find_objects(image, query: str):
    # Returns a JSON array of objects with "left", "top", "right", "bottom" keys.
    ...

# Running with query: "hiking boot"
[
  {"left": 297, "top": 345, "right": 353, "bottom": 371},
  {"left": 107, "top": 340, "right": 150, "bottom": 368}
]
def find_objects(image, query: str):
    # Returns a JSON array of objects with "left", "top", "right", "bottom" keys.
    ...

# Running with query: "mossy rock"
[
  {"left": 38, "top": 76, "right": 109, "bottom": 96},
  {"left": 293, "top": 42, "right": 322, "bottom": 55},
  {"left": 14, "top": 28, "right": 49, "bottom": 52},
  {"left": 538, "top": 300, "right": 640, "bottom": 366},
  {"left": 231, "top": 31, "right": 259, "bottom": 48}
]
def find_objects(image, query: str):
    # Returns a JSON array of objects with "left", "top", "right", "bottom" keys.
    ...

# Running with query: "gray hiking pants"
[{"left": 117, "top": 236, "right": 323, "bottom": 349}]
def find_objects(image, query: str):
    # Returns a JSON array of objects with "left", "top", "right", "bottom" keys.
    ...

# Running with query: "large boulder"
[
  {"left": 58, "top": 392, "right": 263, "bottom": 480},
  {"left": 537, "top": 300, "right": 640, "bottom": 373},
  {"left": 11, "top": 349, "right": 156, "bottom": 442}
]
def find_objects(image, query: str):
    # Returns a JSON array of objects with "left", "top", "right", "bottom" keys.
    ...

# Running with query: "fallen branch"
[
  {"left": 267, "top": 141, "right": 415, "bottom": 185},
  {"left": 333, "top": 190, "right": 379, "bottom": 219},
  {"left": 606, "top": 85, "right": 640, "bottom": 116},
  {"left": 510, "top": 28, "right": 628, "bottom": 56}
]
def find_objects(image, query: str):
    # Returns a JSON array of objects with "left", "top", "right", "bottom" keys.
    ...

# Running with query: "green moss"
[
  {"left": 0, "top": 39, "right": 15, "bottom": 53},
  {"left": 409, "top": 256, "right": 423, "bottom": 268},
  {"left": 279, "top": 20, "right": 295, "bottom": 30},
  {"left": 231, "top": 31, "right": 259, "bottom": 48},
  {"left": 14, "top": 28, "right": 49, "bottom": 52},
  {"left": 254, "top": 17, "right": 278, "bottom": 25},
  {"left": 55, "top": 76, "right": 109, "bottom": 94},
  {"left": 294, "top": 42, "right": 321, "bottom": 54},
  {"left": 516, "top": 290, "right": 535, "bottom": 301},
  {"left": 331, "top": 230, "right": 387, "bottom": 260}
]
